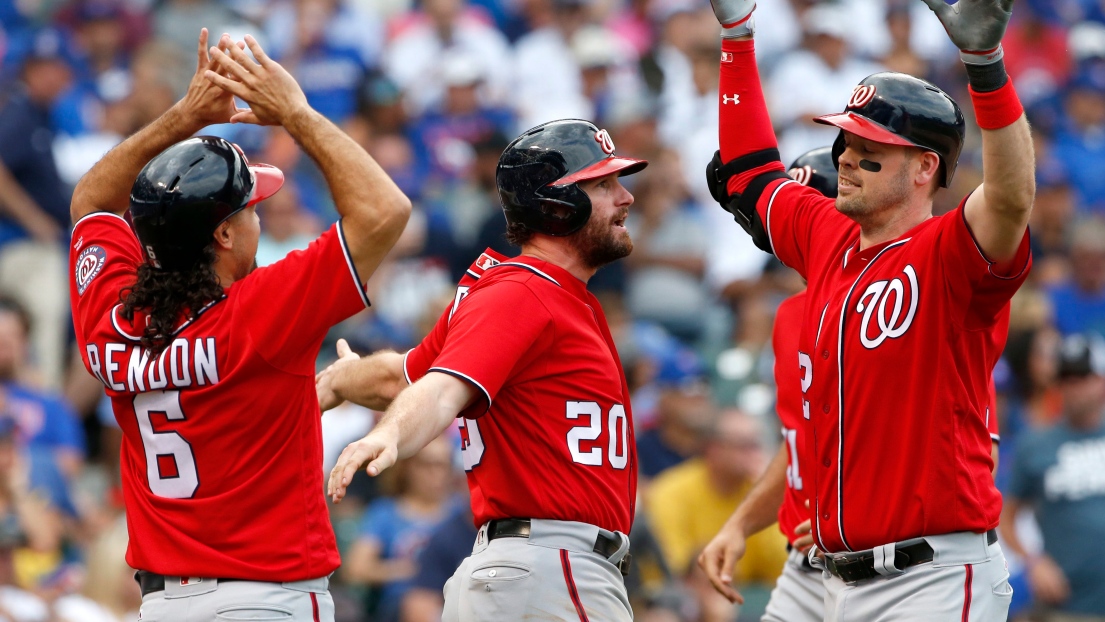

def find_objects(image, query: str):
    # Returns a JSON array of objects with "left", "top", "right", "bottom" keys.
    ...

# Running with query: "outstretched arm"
[
  {"left": 922, "top": 0, "right": 1034, "bottom": 266},
  {"left": 316, "top": 339, "right": 406, "bottom": 412},
  {"left": 71, "top": 29, "right": 237, "bottom": 223},
  {"left": 206, "top": 36, "right": 411, "bottom": 282},
  {"left": 326, "top": 371, "right": 475, "bottom": 502},
  {"left": 697, "top": 444, "right": 787, "bottom": 604}
]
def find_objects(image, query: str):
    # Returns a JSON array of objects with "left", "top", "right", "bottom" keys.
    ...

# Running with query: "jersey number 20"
[
  {"left": 134, "top": 391, "right": 199, "bottom": 499},
  {"left": 566, "top": 401, "right": 629, "bottom": 469}
]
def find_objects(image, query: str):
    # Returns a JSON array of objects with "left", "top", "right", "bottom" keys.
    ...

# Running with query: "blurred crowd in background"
[{"left": 0, "top": 0, "right": 1100, "bottom": 618}]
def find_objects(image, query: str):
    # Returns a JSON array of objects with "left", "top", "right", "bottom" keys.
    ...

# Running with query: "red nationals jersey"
[
  {"left": 757, "top": 181, "right": 1030, "bottom": 553},
  {"left": 773, "top": 290, "right": 809, "bottom": 546},
  {"left": 406, "top": 252, "right": 636, "bottom": 533},
  {"left": 69, "top": 212, "right": 371, "bottom": 580}
]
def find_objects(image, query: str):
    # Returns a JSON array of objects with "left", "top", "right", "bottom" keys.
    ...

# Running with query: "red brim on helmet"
[
  {"left": 553, "top": 156, "right": 649, "bottom": 186},
  {"left": 245, "top": 163, "right": 285, "bottom": 207},
  {"left": 814, "top": 112, "right": 918, "bottom": 149}
]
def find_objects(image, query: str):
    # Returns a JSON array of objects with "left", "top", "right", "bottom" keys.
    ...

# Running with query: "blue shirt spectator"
[
  {"left": 1047, "top": 216, "right": 1105, "bottom": 336},
  {"left": 401, "top": 504, "right": 477, "bottom": 617},
  {"left": 1003, "top": 333, "right": 1105, "bottom": 616}
]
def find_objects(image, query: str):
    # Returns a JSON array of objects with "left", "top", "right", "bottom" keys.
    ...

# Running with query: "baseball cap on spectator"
[
  {"left": 654, "top": 346, "right": 708, "bottom": 394},
  {"left": 802, "top": 3, "right": 849, "bottom": 39},
  {"left": 441, "top": 54, "right": 485, "bottom": 87},
  {"left": 1057, "top": 333, "right": 1105, "bottom": 379},
  {"left": 22, "top": 28, "right": 73, "bottom": 66},
  {"left": 572, "top": 26, "right": 620, "bottom": 69},
  {"left": 1069, "top": 22, "right": 1105, "bottom": 63},
  {"left": 76, "top": 0, "right": 123, "bottom": 22}
]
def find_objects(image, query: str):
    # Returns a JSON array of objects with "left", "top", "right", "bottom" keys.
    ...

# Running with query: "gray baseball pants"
[
  {"left": 442, "top": 519, "right": 633, "bottom": 621},
  {"left": 819, "top": 531, "right": 1013, "bottom": 621},
  {"left": 762, "top": 546, "right": 826, "bottom": 622},
  {"left": 137, "top": 575, "right": 334, "bottom": 621}
]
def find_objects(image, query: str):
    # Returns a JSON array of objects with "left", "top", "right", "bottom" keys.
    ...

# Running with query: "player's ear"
[
  {"left": 914, "top": 151, "right": 940, "bottom": 190},
  {"left": 212, "top": 219, "right": 234, "bottom": 251}
]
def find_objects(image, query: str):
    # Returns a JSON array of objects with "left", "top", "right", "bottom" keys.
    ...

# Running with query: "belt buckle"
[{"left": 616, "top": 552, "right": 632, "bottom": 577}]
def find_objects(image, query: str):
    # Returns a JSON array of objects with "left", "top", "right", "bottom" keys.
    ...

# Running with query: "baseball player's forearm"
[
  {"left": 282, "top": 108, "right": 411, "bottom": 280},
  {"left": 378, "top": 371, "right": 474, "bottom": 461},
  {"left": 964, "top": 114, "right": 1035, "bottom": 264},
  {"left": 717, "top": 38, "right": 786, "bottom": 196},
  {"left": 71, "top": 105, "right": 206, "bottom": 223},
  {"left": 333, "top": 350, "right": 405, "bottom": 412},
  {"left": 729, "top": 443, "right": 788, "bottom": 537}
]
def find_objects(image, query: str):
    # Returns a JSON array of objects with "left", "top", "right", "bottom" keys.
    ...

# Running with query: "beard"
[
  {"left": 835, "top": 159, "right": 913, "bottom": 221},
  {"left": 568, "top": 210, "right": 633, "bottom": 269}
]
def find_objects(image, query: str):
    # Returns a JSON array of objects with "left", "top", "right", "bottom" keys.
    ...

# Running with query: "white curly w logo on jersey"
[{"left": 855, "top": 265, "right": 919, "bottom": 349}]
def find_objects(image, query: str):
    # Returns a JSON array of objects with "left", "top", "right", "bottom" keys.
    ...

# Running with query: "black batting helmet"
[
  {"left": 814, "top": 72, "right": 965, "bottom": 187},
  {"left": 496, "top": 119, "right": 647, "bottom": 237},
  {"left": 788, "top": 147, "right": 838, "bottom": 198},
  {"left": 130, "top": 136, "right": 284, "bottom": 271}
]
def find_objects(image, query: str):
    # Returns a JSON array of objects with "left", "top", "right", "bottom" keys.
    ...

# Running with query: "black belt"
[
  {"left": 824, "top": 529, "right": 997, "bottom": 584},
  {"left": 487, "top": 518, "right": 632, "bottom": 576},
  {"left": 135, "top": 570, "right": 245, "bottom": 597}
]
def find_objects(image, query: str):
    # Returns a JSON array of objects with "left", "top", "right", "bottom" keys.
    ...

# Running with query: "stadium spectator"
[
  {"left": 1048, "top": 216, "right": 1105, "bottom": 336},
  {"left": 645, "top": 409, "right": 786, "bottom": 603},
  {"left": 1001, "top": 333, "right": 1105, "bottom": 621},
  {"left": 343, "top": 435, "right": 460, "bottom": 622},
  {"left": 0, "top": 28, "right": 74, "bottom": 390}
]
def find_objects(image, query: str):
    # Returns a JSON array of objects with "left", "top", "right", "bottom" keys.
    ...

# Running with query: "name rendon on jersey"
[{"left": 84, "top": 338, "right": 220, "bottom": 393}]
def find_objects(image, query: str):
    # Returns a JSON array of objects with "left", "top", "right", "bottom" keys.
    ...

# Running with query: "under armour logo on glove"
[{"left": 723, "top": 94, "right": 740, "bottom": 105}]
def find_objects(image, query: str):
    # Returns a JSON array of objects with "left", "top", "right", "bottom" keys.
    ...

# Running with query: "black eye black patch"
[{"left": 859, "top": 159, "right": 882, "bottom": 173}]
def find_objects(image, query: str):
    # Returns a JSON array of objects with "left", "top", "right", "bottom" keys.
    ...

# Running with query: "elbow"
[{"left": 386, "top": 194, "right": 413, "bottom": 232}]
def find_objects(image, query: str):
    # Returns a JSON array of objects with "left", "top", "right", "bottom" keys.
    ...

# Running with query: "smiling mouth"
[
  {"left": 839, "top": 176, "right": 861, "bottom": 188},
  {"left": 613, "top": 214, "right": 627, "bottom": 227}
]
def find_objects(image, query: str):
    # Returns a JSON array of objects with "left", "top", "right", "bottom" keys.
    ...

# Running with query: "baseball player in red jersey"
[
  {"left": 68, "top": 31, "right": 410, "bottom": 621},
  {"left": 327, "top": 119, "right": 646, "bottom": 622},
  {"left": 703, "top": 0, "right": 1033, "bottom": 618},
  {"left": 697, "top": 149, "right": 833, "bottom": 621}
]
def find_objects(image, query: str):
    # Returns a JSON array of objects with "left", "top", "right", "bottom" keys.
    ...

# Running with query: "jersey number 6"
[
  {"left": 134, "top": 390, "right": 199, "bottom": 499},
  {"left": 566, "top": 401, "right": 629, "bottom": 469}
]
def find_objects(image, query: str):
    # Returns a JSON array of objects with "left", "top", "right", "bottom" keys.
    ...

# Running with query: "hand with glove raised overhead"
[
  {"left": 921, "top": 0, "right": 1014, "bottom": 64},
  {"left": 709, "top": 0, "right": 756, "bottom": 37}
]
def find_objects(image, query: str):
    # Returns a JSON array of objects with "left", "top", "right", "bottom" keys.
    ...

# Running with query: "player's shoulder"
[{"left": 472, "top": 261, "right": 563, "bottom": 299}]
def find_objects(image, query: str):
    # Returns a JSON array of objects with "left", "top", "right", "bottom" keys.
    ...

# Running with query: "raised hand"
[
  {"left": 920, "top": 0, "right": 1013, "bottom": 58},
  {"left": 178, "top": 29, "right": 239, "bottom": 127},
  {"left": 204, "top": 34, "right": 310, "bottom": 126},
  {"left": 709, "top": 0, "right": 756, "bottom": 36}
]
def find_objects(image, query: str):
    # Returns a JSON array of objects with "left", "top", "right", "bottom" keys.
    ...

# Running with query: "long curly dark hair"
[{"left": 120, "top": 246, "right": 225, "bottom": 355}]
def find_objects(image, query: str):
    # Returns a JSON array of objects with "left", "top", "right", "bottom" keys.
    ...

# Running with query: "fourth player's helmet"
[
  {"left": 788, "top": 147, "right": 838, "bottom": 198},
  {"left": 130, "top": 136, "right": 284, "bottom": 271},
  {"left": 814, "top": 72, "right": 965, "bottom": 187},
  {"left": 496, "top": 119, "right": 648, "bottom": 237}
]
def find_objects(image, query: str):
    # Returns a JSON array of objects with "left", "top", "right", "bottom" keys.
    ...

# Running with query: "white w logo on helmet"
[
  {"left": 856, "top": 265, "right": 919, "bottom": 349},
  {"left": 789, "top": 165, "right": 813, "bottom": 186},
  {"left": 595, "top": 129, "right": 616, "bottom": 155},
  {"left": 847, "top": 85, "right": 877, "bottom": 109}
]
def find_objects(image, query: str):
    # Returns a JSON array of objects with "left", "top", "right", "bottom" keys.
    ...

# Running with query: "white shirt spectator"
[
  {"left": 385, "top": 12, "right": 513, "bottom": 115},
  {"left": 512, "top": 27, "right": 590, "bottom": 131},
  {"left": 768, "top": 49, "right": 885, "bottom": 162}
]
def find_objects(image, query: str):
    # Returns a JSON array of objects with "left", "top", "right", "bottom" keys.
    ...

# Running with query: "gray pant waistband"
[{"left": 474, "top": 519, "right": 630, "bottom": 564}]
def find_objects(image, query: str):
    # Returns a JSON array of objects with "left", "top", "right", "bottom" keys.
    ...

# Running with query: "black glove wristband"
[{"left": 965, "top": 57, "right": 1009, "bottom": 93}]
